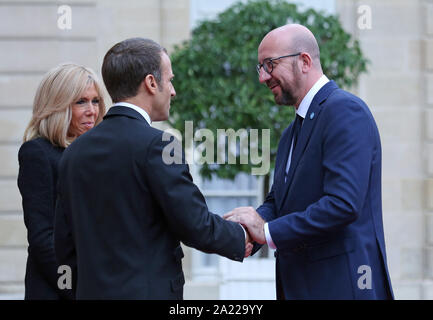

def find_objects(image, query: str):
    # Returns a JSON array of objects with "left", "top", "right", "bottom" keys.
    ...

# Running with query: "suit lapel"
[{"left": 278, "top": 81, "right": 339, "bottom": 212}]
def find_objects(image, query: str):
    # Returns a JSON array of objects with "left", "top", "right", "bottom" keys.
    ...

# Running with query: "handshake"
[{"left": 223, "top": 207, "right": 267, "bottom": 258}]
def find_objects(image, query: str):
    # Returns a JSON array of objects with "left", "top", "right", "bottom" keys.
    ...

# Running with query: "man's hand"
[
  {"left": 226, "top": 215, "right": 253, "bottom": 258},
  {"left": 224, "top": 207, "right": 266, "bottom": 245},
  {"left": 245, "top": 237, "right": 253, "bottom": 258}
]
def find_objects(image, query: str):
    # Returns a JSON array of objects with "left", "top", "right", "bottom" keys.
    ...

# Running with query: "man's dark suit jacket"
[
  {"left": 54, "top": 106, "right": 245, "bottom": 299},
  {"left": 17, "top": 137, "right": 73, "bottom": 300},
  {"left": 257, "top": 81, "right": 394, "bottom": 299}
]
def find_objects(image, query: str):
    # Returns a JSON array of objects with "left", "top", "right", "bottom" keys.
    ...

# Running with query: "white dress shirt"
[
  {"left": 112, "top": 102, "right": 152, "bottom": 125},
  {"left": 264, "top": 75, "right": 329, "bottom": 250}
]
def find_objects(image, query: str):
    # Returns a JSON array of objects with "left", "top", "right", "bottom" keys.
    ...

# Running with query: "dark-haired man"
[{"left": 54, "top": 38, "right": 251, "bottom": 299}]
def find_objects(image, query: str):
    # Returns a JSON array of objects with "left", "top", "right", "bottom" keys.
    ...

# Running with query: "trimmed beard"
[{"left": 275, "top": 61, "right": 300, "bottom": 106}]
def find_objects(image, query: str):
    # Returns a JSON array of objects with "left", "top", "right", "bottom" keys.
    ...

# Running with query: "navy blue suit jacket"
[{"left": 257, "top": 81, "right": 393, "bottom": 299}]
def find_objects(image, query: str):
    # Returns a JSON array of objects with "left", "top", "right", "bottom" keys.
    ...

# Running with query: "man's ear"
[
  {"left": 143, "top": 74, "right": 158, "bottom": 95},
  {"left": 300, "top": 52, "right": 313, "bottom": 73}
]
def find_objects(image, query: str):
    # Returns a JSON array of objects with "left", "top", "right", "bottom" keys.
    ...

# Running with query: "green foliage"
[{"left": 169, "top": 0, "right": 368, "bottom": 181}]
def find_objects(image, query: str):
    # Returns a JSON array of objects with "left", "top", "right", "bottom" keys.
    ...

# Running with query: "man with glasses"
[{"left": 225, "top": 24, "right": 393, "bottom": 299}]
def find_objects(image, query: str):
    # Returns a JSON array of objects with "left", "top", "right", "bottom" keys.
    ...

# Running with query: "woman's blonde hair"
[{"left": 23, "top": 63, "right": 107, "bottom": 148}]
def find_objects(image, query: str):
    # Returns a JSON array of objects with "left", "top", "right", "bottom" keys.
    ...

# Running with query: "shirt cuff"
[{"left": 264, "top": 222, "right": 277, "bottom": 249}]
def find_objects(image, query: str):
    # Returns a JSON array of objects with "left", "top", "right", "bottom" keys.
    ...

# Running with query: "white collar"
[
  {"left": 112, "top": 102, "right": 152, "bottom": 125},
  {"left": 296, "top": 74, "right": 329, "bottom": 119}
]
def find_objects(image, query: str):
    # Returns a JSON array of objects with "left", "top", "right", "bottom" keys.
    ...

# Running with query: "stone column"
[{"left": 422, "top": 0, "right": 433, "bottom": 300}]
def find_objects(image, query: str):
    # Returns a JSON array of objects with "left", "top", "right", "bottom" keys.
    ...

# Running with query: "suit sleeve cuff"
[{"left": 264, "top": 222, "right": 277, "bottom": 249}]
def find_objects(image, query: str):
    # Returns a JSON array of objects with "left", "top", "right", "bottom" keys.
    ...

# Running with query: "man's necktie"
[
  {"left": 284, "top": 114, "right": 303, "bottom": 183},
  {"left": 292, "top": 114, "right": 303, "bottom": 157}
]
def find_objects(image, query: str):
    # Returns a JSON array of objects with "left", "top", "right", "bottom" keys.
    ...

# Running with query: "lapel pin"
[{"left": 310, "top": 112, "right": 315, "bottom": 120}]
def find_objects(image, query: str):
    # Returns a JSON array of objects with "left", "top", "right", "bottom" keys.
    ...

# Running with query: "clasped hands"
[{"left": 223, "top": 207, "right": 266, "bottom": 258}]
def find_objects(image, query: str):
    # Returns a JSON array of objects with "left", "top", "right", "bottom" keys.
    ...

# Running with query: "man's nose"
[{"left": 258, "top": 67, "right": 272, "bottom": 84}]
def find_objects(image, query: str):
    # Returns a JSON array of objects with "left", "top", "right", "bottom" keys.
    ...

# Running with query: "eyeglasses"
[{"left": 256, "top": 52, "right": 301, "bottom": 75}]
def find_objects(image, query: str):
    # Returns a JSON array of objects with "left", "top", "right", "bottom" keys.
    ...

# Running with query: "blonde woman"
[{"left": 17, "top": 63, "right": 106, "bottom": 299}]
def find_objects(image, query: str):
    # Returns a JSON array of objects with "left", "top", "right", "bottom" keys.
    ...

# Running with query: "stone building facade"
[
  {"left": 0, "top": 0, "right": 431, "bottom": 299},
  {"left": 337, "top": 0, "right": 433, "bottom": 299}
]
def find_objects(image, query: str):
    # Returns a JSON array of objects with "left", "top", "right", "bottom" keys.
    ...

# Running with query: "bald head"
[
  {"left": 257, "top": 24, "right": 324, "bottom": 108},
  {"left": 260, "top": 24, "right": 322, "bottom": 71}
]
